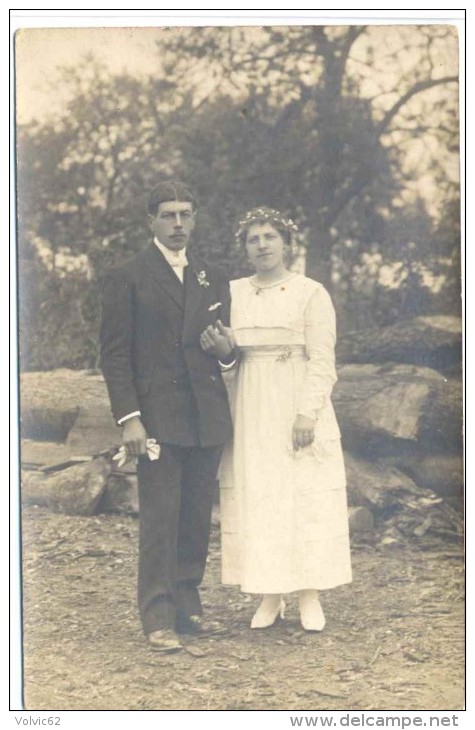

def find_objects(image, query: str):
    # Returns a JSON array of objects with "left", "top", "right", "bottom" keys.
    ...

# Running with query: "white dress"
[{"left": 219, "top": 273, "right": 352, "bottom": 594}]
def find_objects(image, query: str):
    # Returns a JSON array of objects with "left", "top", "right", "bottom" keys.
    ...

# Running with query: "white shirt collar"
[{"left": 154, "top": 237, "right": 188, "bottom": 268}]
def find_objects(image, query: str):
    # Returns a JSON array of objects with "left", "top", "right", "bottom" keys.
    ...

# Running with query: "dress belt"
[{"left": 240, "top": 345, "right": 307, "bottom": 362}]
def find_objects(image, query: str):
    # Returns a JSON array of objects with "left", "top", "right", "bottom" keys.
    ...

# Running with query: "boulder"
[
  {"left": 397, "top": 452, "right": 464, "bottom": 504},
  {"left": 21, "top": 457, "right": 111, "bottom": 515},
  {"left": 336, "top": 315, "right": 462, "bottom": 373},
  {"left": 20, "top": 369, "right": 110, "bottom": 441},
  {"left": 100, "top": 473, "right": 139, "bottom": 515},
  {"left": 20, "top": 440, "right": 73, "bottom": 469},
  {"left": 344, "top": 451, "right": 422, "bottom": 511},
  {"left": 333, "top": 364, "right": 462, "bottom": 454},
  {"left": 65, "top": 404, "right": 121, "bottom": 455},
  {"left": 348, "top": 506, "right": 374, "bottom": 533}
]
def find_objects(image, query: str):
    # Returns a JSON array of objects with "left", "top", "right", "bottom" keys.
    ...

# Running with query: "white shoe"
[
  {"left": 299, "top": 590, "right": 325, "bottom": 632},
  {"left": 251, "top": 595, "right": 285, "bottom": 629}
]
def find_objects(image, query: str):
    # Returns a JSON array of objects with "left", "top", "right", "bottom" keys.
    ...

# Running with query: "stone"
[
  {"left": 344, "top": 451, "right": 421, "bottom": 511},
  {"left": 333, "top": 364, "right": 462, "bottom": 454},
  {"left": 20, "top": 440, "right": 73, "bottom": 469},
  {"left": 65, "top": 404, "right": 121, "bottom": 455},
  {"left": 336, "top": 315, "right": 462, "bottom": 373},
  {"left": 20, "top": 369, "right": 111, "bottom": 441},
  {"left": 348, "top": 506, "right": 374, "bottom": 533},
  {"left": 21, "top": 457, "right": 111, "bottom": 516},
  {"left": 100, "top": 473, "right": 139, "bottom": 515},
  {"left": 399, "top": 453, "right": 464, "bottom": 503}
]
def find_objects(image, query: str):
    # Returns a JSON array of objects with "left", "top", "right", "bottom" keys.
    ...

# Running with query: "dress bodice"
[{"left": 230, "top": 274, "right": 321, "bottom": 348}]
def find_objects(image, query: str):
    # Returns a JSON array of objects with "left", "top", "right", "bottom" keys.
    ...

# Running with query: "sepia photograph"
[{"left": 14, "top": 13, "right": 464, "bottom": 714}]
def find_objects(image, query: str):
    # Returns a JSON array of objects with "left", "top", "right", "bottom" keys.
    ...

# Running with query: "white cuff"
[
  {"left": 219, "top": 358, "right": 237, "bottom": 371},
  {"left": 117, "top": 411, "right": 141, "bottom": 425}
]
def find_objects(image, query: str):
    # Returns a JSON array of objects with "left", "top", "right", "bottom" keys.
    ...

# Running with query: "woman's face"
[{"left": 245, "top": 222, "right": 288, "bottom": 274}]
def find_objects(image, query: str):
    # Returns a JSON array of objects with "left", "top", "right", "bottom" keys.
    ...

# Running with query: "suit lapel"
[
  {"left": 183, "top": 257, "right": 207, "bottom": 338},
  {"left": 144, "top": 243, "right": 185, "bottom": 311}
]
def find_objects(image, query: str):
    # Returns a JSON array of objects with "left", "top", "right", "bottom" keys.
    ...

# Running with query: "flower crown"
[{"left": 235, "top": 207, "right": 299, "bottom": 242}]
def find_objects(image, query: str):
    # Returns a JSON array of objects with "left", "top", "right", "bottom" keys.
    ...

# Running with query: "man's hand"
[
  {"left": 200, "top": 320, "right": 235, "bottom": 360},
  {"left": 292, "top": 414, "right": 316, "bottom": 450},
  {"left": 122, "top": 416, "right": 148, "bottom": 457}
]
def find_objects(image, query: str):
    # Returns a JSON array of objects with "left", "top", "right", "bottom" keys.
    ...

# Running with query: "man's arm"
[
  {"left": 100, "top": 267, "right": 149, "bottom": 455},
  {"left": 100, "top": 266, "right": 142, "bottom": 423}
]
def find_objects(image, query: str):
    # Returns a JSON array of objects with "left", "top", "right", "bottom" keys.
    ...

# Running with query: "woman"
[{"left": 200, "top": 207, "right": 352, "bottom": 631}]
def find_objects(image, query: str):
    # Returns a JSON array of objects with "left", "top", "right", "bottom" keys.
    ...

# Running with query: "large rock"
[
  {"left": 333, "top": 364, "right": 462, "bottom": 454},
  {"left": 344, "top": 451, "right": 421, "bottom": 511},
  {"left": 65, "top": 404, "right": 121, "bottom": 455},
  {"left": 20, "top": 369, "right": 111, "bottom": 442},
  {"left": 20, "top": 370, "right": 121, "bottom": 458},
  {"left": 100, "top": 473, "right": 139, "bottom": 515},
  {"left": 20, "top": 440, "right": 73, "bottom": 469},
  {"left": 336, "top": 315, "right": 462, "bottom": 373},
  {"left": 393, "top": 452, "right": 464, "bottom": 504},
  {"left": 21, "top": 457, "right": 111, "bottom": 515}
]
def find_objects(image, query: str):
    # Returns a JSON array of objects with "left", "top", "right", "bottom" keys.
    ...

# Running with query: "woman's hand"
[
  {"left": 292, "top": 414, "right": 316, "bottom": 450},
  {"left": 200, "top": 320, "right": 236, "bottom": 360}
]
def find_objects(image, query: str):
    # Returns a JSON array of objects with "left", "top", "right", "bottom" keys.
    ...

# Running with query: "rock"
[
  {"left": 20, "top": 369, "right": 110, "bottom": 441},
  {"left": 399, "top": 453, "right": 464, "bottom": 503},
  {"left": 333, "top": 364, "right": 462, "bottom": 453},
  {"left": 344, "top": 451, "right": 421, "bottom": 511},
  {"left": 21, "top": 457, "right": 111, "bottom": 515},
  {"left": 20, "top": 440, "right": 73, "bottom": 469},
  {"left": 65, "top": 404, "right": 121, "bottom": 455},
  {"left": 100, "top": 474, "right": 139, "bottom": 515},
  {"left": 348, "top": 506, "right": 374, "bottom": 533},
  {"left": 336, "top": 315, "right": 462, "bottom": 373},
  {"left": 21, "top": 407, "right": 79, "bottom": 442}
]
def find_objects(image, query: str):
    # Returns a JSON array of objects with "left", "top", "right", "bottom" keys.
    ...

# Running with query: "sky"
[
  {"left": 14, "top": 23, "right": 461, "bottom": 220},
  {"left": 15, "top": 27, "right": 167, "bottom": 124}
]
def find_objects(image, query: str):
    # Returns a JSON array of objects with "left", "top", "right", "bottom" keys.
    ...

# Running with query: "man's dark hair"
[{"left": 147, "top": 182, "right": 197, "bottom": 216}]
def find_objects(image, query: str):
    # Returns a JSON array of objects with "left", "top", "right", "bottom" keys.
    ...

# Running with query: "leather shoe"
[
  {"left": 251, "top": 595, "right": 285, "bottom": 629},
  {"left": 147, "top": 628, "right": 182, "bottom": 652},
  {"left": 176, "top": 614, "right": 225, "bottom": 636},
  {"left": 298, "top": 590, "right": 326, "bottom": 632}
]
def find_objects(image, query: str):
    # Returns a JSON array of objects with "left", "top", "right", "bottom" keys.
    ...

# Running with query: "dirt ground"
[{"left": 20, "top": 505, "right": 464, "bottom": 712}]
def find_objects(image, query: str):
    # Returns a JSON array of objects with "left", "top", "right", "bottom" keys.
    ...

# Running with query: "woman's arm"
[{"left": 297, "top": 285, "right": 338, "bottom": 420}]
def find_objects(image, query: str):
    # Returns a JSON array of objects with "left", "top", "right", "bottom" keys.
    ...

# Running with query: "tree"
[
  {"left": 16, "top": 26, "right": 460, "bottom": 369},
  {"left": 158, "top": 25, "right": 459, "bottom": 285}
]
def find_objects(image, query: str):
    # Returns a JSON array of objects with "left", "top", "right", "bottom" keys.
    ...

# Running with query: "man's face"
[{"left": 148, "top": 200, "right": 195, "bottom": 251}]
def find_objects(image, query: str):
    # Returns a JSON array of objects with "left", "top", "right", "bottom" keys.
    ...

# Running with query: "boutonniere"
[{"left": 196, "top": 270, "right": 210, "bottom": 288}]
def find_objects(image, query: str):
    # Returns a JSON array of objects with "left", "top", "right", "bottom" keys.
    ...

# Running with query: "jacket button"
[
  {"left": 174, "top": 341, "right": 180, "bottom": 348},
  {"left": 172, "top": 379, "right": 177, "bottom": 384},
  {"left": 210, "top": 375, "right": 216, "bottom": 382}
]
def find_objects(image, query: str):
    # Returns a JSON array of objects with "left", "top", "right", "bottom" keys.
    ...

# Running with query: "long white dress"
[{"left": 219, "top": 273, "right": 352, "bottom": 594}]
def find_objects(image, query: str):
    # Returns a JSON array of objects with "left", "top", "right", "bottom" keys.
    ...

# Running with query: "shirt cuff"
[
  {"left": 117, "top": 411, "right": 141, "bottom": 425},
  {"left": 219, "top": 358, "right": 237, "bottom": 371}
]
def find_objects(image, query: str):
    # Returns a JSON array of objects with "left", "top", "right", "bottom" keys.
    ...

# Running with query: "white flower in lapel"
[{"left": 196, "top": 270, "right": 210, "bottom": 288}]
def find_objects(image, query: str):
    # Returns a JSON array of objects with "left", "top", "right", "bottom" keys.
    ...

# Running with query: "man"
[{"left": 100, "top": 182, "right": 234, "bottom": 652}]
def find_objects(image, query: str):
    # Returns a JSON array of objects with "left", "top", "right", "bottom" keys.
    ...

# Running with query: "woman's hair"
[{"left": 235, "top": 207, "right": 299, "bottom": 247}]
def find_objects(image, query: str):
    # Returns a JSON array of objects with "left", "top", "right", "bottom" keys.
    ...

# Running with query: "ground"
[{"left": 21, "top": 505, "right": 464, "bottom": 712}]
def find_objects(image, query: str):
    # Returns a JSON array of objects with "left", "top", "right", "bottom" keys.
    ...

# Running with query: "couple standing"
[{"left": 100, "top": 182, "right": 352, "bottom": 653}]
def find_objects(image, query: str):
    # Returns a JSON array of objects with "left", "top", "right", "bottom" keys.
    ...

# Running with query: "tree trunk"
[{"left": 304, "top": 227, "right": 333, "bottom": 290}]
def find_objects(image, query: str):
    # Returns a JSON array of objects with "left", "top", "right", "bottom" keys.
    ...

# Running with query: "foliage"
[{"left": 16, "top": 26, "right": 461, "bottom": 370}]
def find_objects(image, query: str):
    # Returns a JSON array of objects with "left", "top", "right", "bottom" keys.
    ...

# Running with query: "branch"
[
  {"left": 375, "top": 76, "right": 458, "bottom": 136},
  {"left": 325, "top": 75, "right": 459, "bottom": 228}
]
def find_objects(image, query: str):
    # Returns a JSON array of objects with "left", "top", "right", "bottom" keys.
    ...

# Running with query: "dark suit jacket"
[{"left": 100, "top": 243, "right": 233, "bottom": 447}]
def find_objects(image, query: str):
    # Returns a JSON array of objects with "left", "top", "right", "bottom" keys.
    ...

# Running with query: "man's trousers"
[{"left": 137, "top": 443, "right": 223, "bottom": 634}]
